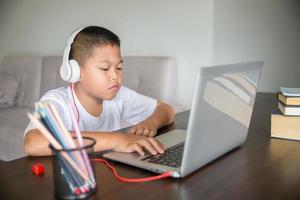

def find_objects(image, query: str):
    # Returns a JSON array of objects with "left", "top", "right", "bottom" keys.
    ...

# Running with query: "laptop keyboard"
[{"left": 142, "top": 142, "right": 184, "bottom": 168}]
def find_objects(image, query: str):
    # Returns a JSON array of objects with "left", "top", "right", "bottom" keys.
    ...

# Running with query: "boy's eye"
[
  {"left": 116, "top": 63, "right": 123, "bottom": 71},
  {"left": 98, "top": 65, "right": 109, "bottom": 70}
]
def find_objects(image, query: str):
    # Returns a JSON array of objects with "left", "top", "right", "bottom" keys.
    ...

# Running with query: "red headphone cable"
[{"left": 90, "top": 158, "right": 172, "bottom": 182}]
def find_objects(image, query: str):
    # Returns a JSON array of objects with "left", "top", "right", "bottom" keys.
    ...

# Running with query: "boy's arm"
[
  {"left": 128, "top": 101, "right": 175, "bottom": 137},
  {"left": 24, "top": 129, "right": 165, "bottom": 156}
]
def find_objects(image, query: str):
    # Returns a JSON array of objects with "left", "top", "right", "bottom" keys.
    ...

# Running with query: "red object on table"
[{"left": 32, "top": 163, "right": 45, "bottom": 175}]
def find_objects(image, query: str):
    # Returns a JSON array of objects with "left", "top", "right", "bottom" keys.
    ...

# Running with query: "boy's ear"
[
  {"left": 79, "top": 73, "right": 81, "bottom": 79},
  {"left": 79, "top": 65, "right": 83, "bottom": 82},
  {"left": 79, "top": 72, "right": 82, "bottom": 81}
]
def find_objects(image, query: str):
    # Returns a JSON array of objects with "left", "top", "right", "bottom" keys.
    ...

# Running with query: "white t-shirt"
[{"left": 24, "top": 86, "right": 157, "bottom": 135}]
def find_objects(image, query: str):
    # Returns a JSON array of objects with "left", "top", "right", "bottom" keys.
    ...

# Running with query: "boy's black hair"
[{"left": 70, "top": 26, "right": 121, "bottom": 66}]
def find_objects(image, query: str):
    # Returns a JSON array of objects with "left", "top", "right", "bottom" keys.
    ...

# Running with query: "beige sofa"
[{"left": 0, "top": 56, "right": 185, "bottom": 161}]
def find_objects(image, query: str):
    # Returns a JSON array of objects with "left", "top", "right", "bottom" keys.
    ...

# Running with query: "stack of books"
[{"left": 271, "top": 87, "right": 300, "bottom": 141}]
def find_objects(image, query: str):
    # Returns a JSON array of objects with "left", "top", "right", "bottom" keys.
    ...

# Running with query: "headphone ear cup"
[
  {"left": 68, "top": 59, "right": 81, "bottom": 83},
  {"left": 60, "top": 62, "right": 71, "bottom": 81}
]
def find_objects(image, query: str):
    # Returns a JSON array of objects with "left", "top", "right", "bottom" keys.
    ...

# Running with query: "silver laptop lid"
[{"left": 181, "top": 61, "right": 263, "bottom": 177}]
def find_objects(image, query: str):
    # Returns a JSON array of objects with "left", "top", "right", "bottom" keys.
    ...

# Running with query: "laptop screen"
[{"left": 181, "top": 61, "right": 263, "bottom": 176}]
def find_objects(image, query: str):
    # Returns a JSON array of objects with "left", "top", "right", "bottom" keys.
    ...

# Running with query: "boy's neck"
[{"left": 73, "top": 84, "right": 103, "bottom": 117}]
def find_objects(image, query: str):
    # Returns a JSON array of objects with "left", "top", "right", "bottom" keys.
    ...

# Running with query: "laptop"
[{"left": 103, "top": 61, "right": 263, "bottom": 178}]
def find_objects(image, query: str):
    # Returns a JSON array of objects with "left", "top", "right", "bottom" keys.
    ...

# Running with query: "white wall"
[
  {"left": 0, "top": 0, "right": 214, "bottom": 107},
  {"left": 213, "top": 0, "right": 300, "bottom": 92}
]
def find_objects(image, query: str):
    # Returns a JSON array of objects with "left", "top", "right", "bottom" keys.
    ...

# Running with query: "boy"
[{"left": 24, "top": 26, "right": 175, "bottom": 157}]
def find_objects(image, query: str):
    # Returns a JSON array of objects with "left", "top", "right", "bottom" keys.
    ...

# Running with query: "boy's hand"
[
  {"left": 113, "top": 134, "right": 165, "bottom": 156},
  {"left": 128, "top": 120, "right": 158, "bottom": 137}
]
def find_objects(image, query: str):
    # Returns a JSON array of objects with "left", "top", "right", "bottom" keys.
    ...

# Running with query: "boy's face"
[{"left": 79, "top": 44, "right": 123, "bottom": 101}]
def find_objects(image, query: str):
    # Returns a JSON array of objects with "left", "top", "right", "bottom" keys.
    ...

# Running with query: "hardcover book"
[{"left": 271, "top": 110, "right": 300, "bottom": 141}]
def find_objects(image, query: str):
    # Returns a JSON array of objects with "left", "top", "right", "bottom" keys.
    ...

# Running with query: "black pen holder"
[{"left": 50, "top": 137, "right": 97, "bottom": 200}]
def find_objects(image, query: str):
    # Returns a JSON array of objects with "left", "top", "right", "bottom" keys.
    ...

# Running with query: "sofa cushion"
[
  {"left": 123, "top": 56, "right": 177, "bottom": 102},
  {"left": 40, "top": 56, "right": 67, "bottom": 96},
  {"left": 0, "top": 107, "right": 30, "bottom": 161},
  {"left": 0, "top": 75, "right": 19, "bottom": 108},
  {"left": 122, "top": 56, "right": 186, "bottom": 112},
  {"left": 1, "top": 56, "right": 42, "bottom": 108}
]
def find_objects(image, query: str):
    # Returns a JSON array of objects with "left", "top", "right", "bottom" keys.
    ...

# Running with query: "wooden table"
[{"left": 1, "top": 93, "right": 300, "bottom": 200}]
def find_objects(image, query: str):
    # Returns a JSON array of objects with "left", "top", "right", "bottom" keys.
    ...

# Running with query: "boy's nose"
[{"left": 110, "top": 68, "right": 118, "bottom": 80}]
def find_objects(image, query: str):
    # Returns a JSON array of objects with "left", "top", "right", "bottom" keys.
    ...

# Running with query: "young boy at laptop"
[{"left": 24, "top": 26, "right": 174, "bottom": 157}]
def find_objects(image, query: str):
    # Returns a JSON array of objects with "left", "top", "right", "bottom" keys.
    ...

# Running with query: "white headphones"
[{"left": 60, "top": 27, "right": 85, "bottom": 83}]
